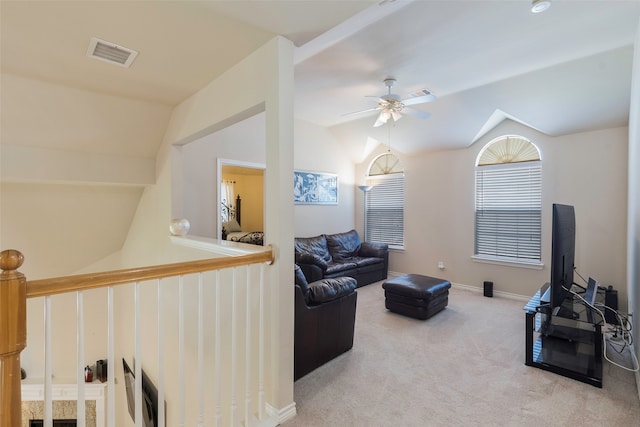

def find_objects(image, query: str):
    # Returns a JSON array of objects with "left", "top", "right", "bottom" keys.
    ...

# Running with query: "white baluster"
[
  {"left": 178, "top": 275, "right": 185, "bottom": 427},
  {"left": 258, "top": 264, "right": 266, "bottom": 420},
  {"left": 77, "top": 292, "right": 86, "bottom": 427},
  {"left": 107, "top": 287, "right": 115, "bottom": 427},
  {"left": 157, "top": 279, "right": 165, "bottom": 427},
  {"left": 231, "top": 268, "right": 238, "bottom": 427},
  {"left": 44, "top": 296, "right": 52, "bottom": 426},
  {"left": 198, "top": 273, "right": 205, "bottom": 426},
  {"left": 214, "top": 271, "right": 222, "bottom": 427},
  {"left": 135, "top": 282, "right": 142, "bottom": 427},
  {"left": 245, "top": 266, "right": 253, "bottom": 426}
]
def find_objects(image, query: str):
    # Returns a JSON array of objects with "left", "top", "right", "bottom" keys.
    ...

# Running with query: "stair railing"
[{"left": 0, "top": 246, "right": 275, "bottom": 427}]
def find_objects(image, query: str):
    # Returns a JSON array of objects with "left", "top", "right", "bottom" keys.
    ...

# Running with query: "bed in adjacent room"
[{"left": 222, "top": 195, "right": 264, "bottom": 246}]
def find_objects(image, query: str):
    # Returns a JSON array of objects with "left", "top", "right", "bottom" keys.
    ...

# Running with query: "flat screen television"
[
  {"left": 122, "top": 358, "right": 159, "bottom": 427},
  {"left": 541, "top": 203, "right": 576, "bottom": 312}
]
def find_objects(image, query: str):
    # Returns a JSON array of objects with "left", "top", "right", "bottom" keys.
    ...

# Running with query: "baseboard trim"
[
  {"left": 388, "top": 272, "right": 530, "bottom": 302},
  {"left": 265, "top": 401, "right": 297, "bottom": 425},
  {"left": 452, "top": 282, "right": 530, "bottom": 302},
  {"left": 632, "top": 342, "right": 640, "bottom": 406}
]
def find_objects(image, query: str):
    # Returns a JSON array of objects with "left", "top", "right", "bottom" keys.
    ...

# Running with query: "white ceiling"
[{"left": 2, "top": 0, "right": 639, "bottom": 156}]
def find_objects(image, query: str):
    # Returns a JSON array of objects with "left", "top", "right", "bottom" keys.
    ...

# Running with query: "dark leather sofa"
[
  {"left": 294, "top": 229, "right": 389, "bottom": 287},
  {"left": 294, "top": 265, "right": 357, "bottom": 380}
]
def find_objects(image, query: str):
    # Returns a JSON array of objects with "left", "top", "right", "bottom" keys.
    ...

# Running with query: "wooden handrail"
[
  {"left": 0, "top": 245, "right": 274, "bottom": 427},
  {"left": 26, "top": 246, "right": 274, "bottom": 298}
]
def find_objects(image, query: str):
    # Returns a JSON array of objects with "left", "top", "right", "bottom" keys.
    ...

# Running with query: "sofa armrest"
[
  {"left": 359, "top": 241, "right": 389, "bottom": 258},
  {"left": 308, "top": 277, "right": 357, "bottom": 305},
  {"left": 297, "top": 263, "right": 324, "bottom": 283},
  {"left": 295, "top": 252, "right": 329, "bottom": 269}
]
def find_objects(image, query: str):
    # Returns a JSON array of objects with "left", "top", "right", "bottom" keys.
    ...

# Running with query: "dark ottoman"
[{"left": 382, "top": 274, "right": 451, "bottom": 320}]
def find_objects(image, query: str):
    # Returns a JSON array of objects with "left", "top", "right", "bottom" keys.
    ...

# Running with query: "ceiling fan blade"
[
  {"left": 373, "top": 110, "right": 391, "bottom": 127},
  {"left": 402, "top": 90, "right": 436, "bottom": 106},
  {"left": 402, "top": 107, "right": 431, "bottom": 119},
  {"left": 342, "top": 106, "right": 382, "bottom": 117}
]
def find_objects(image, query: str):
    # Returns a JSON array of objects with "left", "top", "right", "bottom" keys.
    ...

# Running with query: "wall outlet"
[{"left": 438, "top": 261, "right": 445, "bottom": 270}]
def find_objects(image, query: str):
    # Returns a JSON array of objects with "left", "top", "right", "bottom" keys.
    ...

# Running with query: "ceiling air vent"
[{"left": 86, "top": 37, "right": 138, "bottom": 68}]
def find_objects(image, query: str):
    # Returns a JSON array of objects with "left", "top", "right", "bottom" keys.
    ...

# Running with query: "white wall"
[
  {"left": 0, "top": 73, "right": 169, "bottom": 280},
  {"left": 357, "top": 123, "right": 629, "bottom": 305},
  {"left": 179, "top": 115, "right": 355, "bottom": 240},
  {"left": 0, "top": 182, "right": 142, "bottom": 280},
  {"left": 115, "top": 36, "right": 295, "bottom": 425},
  {"left": 627, "top": 18, "right": 640, "bottom": 392},
  {"left": 223, "top": 172, "right": 265, "bottom": 232},
  {"left": 179, "top": 112, "right": 266, "bottom": 238},
  {"left": 293, "top": 119, "right": 355, "bottom": 237}
]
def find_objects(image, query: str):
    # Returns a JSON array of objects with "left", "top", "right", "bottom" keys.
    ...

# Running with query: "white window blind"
[
  {"left": 475, "top": 163, "right": 542, "bottom": 261},
  {"left": 366, "top": 174, "right": 404, "bottom": 248}
]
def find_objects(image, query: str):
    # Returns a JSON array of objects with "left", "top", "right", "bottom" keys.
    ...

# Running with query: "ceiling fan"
[{"left": 344, "top": 78, "right": 436, "bottom": 127}]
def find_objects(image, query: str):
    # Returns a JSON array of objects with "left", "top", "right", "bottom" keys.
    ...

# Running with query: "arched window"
[
  {"left": 363, "top": 152, "right": 405, "bottom": 248},
  {"left": 474, "top": 135, "right": 542, "bottom": 265}
]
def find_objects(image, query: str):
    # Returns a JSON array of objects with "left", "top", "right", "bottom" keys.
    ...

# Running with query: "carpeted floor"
[{"left": 284, "top": 282, "right": 640, "bottom": 426}]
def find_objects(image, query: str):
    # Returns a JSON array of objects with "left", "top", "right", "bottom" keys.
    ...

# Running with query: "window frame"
[
  {"left": 365, "top": 167, "right": 405, "bottom": 250},
  {"left": 473, "top": 138, "right": 543, "bottom": 269}
]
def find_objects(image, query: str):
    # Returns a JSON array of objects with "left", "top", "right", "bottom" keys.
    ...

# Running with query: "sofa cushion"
[
  {"left": 355, "top": 262, "right": 384, "bottom": 275},
  {"left": 326, "top": 229, "right": 362, "bottom": 261},
  {"left": 325, "top": 261, "right": 357, "bottom": 275},
  {"left": 295, "top": 235, "right": 332, "bottom": 264},
  {"left": 308, "top": 277, "right": 357, "bottom": 304},
  {"left": 351, "top": 256, "right": 383, "bottom": 268}
]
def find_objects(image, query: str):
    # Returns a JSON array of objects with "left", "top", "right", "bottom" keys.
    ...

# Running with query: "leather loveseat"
[
  {"left": 294, "top": 229, "right": 388, "bottom": 287},
  {"left": 294, "top": 264, "right": 357, "bottom": 380}
]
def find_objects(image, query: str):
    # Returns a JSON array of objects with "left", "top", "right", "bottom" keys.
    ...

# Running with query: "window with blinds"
[
  {"left": 474, "top": 163, "right": 542, "bottom": 262},
  {"left": 366, "top": 174, "right": 404, "bottom": 248}
]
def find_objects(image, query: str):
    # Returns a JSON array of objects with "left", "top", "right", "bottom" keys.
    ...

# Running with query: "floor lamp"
[{"left": 358, "top": 185, "right": 373, "bottom": 240}]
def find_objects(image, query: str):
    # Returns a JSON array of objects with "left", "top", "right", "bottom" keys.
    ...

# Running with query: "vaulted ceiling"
[{"left": 2, "top": 0, "right": 639, "bottom": 157}]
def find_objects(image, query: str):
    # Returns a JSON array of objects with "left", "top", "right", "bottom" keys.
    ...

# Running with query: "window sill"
[{"left": 471, "top": 255, "right": 544, "bottom": 270}]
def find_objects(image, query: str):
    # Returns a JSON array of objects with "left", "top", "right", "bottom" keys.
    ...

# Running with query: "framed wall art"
[{"left": 294, "top": 170, "right": 338, "bottom": 205}]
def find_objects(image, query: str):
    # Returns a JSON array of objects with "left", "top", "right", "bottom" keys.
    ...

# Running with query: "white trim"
[
  {"left": 170, "top": 235, "right": 266, "bottom": 256},
  {"left": 294, "top": 0, "right": 415, "bottom": 64},
  {"left": 633, "top": 342, "right": 640, "bottom": 406},
  {"left": 451, "top": 282, "right": 531, "bottom": 302},
  {"left": 471, "top": 254, "right": 544, "bottom": 270},
  {"left": 264, "top": 401, "right": 297, "bottom": 425},
  {"left": 387, "top": 273, "right": 533, "bottom": 302}
]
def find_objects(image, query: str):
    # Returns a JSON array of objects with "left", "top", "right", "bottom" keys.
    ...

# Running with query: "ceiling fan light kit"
[{"left": 345, "top": 77, "right": 436, "bottom": 128}]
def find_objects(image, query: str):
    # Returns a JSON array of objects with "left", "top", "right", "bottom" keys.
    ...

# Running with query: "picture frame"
[{"left": 294, "top": 170, "right": 338, "bottom": 205}]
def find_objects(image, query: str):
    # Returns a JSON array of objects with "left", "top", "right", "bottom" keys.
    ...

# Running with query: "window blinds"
[
  {"left": 366, "top": 174, "right": 404, "bottom": 248},
  {"left": 475, "top": 164, "right": 542, "bottom": 261}
]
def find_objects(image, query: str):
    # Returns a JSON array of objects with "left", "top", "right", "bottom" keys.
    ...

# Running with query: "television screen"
[
  {"left": 547, "top": 203, "right": 576, "bottom": 311},
  {"left": 122, "top": 358, "right": 158, "bottom": 427}
]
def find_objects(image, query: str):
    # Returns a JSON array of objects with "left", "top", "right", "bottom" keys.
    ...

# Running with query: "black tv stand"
[{"left": 524, "top": 283, "right": 603, "bottom": 387}]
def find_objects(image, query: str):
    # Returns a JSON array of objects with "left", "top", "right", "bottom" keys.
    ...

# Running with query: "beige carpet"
[{"left": 284, "top": 283, "right": 640, "bottom": 426}]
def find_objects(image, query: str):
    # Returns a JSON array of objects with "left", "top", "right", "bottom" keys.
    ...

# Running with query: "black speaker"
[
  {"left": 96, "top": 359, "right": 108, "bottom": 383},
  {"left": 483, "top": 281, "right": 493, "bottom": 298},
  {"left": 604, "top": 287, "right": 618, "bottom": 325}
]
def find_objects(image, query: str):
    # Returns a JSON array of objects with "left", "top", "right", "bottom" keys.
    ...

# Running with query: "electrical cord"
[{"left": 563, "top": 285, "right": 639, "bottom": 372}]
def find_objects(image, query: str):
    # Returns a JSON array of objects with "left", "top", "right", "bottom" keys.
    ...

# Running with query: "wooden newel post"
[{"left": 0, "top": 249, "right": 27, "bottom": 427}]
